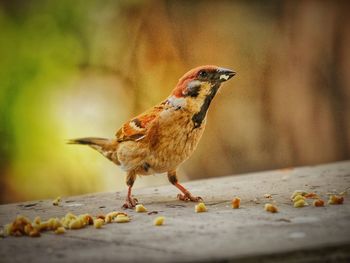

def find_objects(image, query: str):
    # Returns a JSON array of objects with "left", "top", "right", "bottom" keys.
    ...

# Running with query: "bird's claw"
[
  {"left": 177, "top": 193, "right": 203, "bottom": 202},
  {"left": 122, "top": 197, "right": 138, "bottom": 209}
]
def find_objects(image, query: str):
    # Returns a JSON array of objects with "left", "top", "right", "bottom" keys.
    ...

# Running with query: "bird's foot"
[
  {"left": 122, "top": 196, "right": 138, "bottom": 209},
  {"left": 177, "top": 193, "right": 203, "bottom": 202}
]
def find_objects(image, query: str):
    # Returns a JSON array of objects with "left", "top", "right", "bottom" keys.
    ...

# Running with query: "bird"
[{"left": 69, "top": 65, "right": 236, "bottom": 208}]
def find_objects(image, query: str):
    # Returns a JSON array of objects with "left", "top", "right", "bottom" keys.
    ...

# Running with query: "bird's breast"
[{"left": 144, "top": 110, "right": 205, "bottom": 173}]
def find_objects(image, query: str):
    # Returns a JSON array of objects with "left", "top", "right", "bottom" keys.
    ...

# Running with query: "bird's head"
[{"left": 168, "top": 65, "right": 236, "bottom": 127}]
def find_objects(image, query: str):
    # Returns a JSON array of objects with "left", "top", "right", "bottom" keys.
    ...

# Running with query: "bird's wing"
[{"left": 116, "top": 105, "right": 164, "bottom": 142}]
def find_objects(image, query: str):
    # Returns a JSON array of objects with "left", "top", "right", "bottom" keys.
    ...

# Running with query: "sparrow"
[{"left": 69, "top": 65, "right": 236, "bottom": 208}]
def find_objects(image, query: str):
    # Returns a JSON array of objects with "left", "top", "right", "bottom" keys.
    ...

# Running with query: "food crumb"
[
  {"left": 328, "top": 195, "right": 344, "bottom": 205},
  {"left": 55, "top": 227, "right": 66, "bottom": 234},
  {"left": 292, "top": 194, "right": 306, "bottom": 203},
  {"left": 264, "top": 203, "right": 278, "bottom": 213},
  {"left": 294, "top": 199, "right": 308, "bottom": 208},
  {"left": 135, "top": 204, "right": 147, "bottom": 213},
  {"left": 154, "top": 216, "right": 165, "bottom": 226},
  {"left": 290, "top": 190, "right": 308, "bottom": 200},
  {"left": 52, "top": 196, "right": 61, "bottom": 206},
  {"left": 231, "top": 197, "right": 241, "bottom": 209},
  {"left": 195, "top": 202, "right": 207, "bottom": 213},
  {"left": 93, "top": 218, "right": 105, "bottom": 229},
  {"left": 114, "top": 214, "right": 130, "bottom": 223},
  {"left": 313, "top": 199, "right": 325, "bottom": 207}
]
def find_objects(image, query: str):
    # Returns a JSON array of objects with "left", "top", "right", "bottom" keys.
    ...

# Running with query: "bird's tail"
[
  {"left": 68, "top": 137, "right": 110, "bottom": 146},
  {"left": 68, "top": 137, "right": 119, "bottom": 164}
]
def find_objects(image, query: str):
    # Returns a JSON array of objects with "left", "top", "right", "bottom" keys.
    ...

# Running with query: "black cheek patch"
[{"left": 186, "top": 81, "right": 201, "bottom": 97}]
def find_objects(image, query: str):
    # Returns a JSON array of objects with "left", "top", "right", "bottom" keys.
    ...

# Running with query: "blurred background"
[{"left": 0, "top": 0, "right": 349, "bottom": 204}]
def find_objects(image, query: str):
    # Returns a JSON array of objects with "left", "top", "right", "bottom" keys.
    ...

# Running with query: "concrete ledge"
[{"left": 1, "top": 161, "right": 350, "bottom": 262}]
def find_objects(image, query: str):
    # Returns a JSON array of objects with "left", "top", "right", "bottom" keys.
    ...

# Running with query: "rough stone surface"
[{"left": 1, "top": 161, "right": 350, "bottom": 262}]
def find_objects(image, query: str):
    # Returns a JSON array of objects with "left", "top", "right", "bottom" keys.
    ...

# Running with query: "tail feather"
[
  {"left": 67, "top": 137, "right": 110, "bottom": 146},
  {"left": 68, "top": 137, "right": 119, "bottom": 164}
]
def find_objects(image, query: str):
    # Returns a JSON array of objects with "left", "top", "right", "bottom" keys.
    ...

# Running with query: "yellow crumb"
[
  {"left": 290, "top": 190, "right": 308, "bottom": 200},
  {"left": 52, "top": 196, "right": 61, "bottom": 206},
  {"left": 154, "top": 216, "right": 165, "bottom": 226},
  {"left": 28, "top": 229, "right": 40, "bottom": 237},
  {"left": 33, "top": 216, "right": 41, "bottom": 225},
  {"left": 54, "top": 227, "right": 66, "bottom": 234},
  {"left": 65, "top": 212, "right": 77, "bottom": 220},
  {"left": 16, "top": 215, "right": 31, "bottom": 225},
  {"left": 114, "top": 215, "right": 130, "bottom": 223},
  {"left": 292, "top": 194, "right": 306, "bottom": 203},
  {"left": 105, "top": 212, "right": 127, "bottom": 223},
  {"left": 328, "top": 195, "right": 344, "bottom": 205},
  {"left": 94, "top": 218, "right": 105, "bottom": 229},
  {"left": 195, "top": 202, "right": 207, "bottom": 213},
  {"left": 24, "top": 224, "right": 34, "bottom": 235},
  {"left": 78, "top": 214, "right": 93, "bottom": 226},
  {"left": 293, "top": 199, "right": 308, "bottom": 208},
  {"left": 69, "top": 219, "right": 84, "bottom": 229},
  {"left": 264, "top": 203, "right": 278, "bottom": 213},
  {"left": 135, "top": 204, "right": 147, "bottom": 213}
]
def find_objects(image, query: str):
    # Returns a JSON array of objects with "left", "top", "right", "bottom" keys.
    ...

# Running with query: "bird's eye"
[{"left": 198, "top": 70, "right": 208, "bottom": 78}]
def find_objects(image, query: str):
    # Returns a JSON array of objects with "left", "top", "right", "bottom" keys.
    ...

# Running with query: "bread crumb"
[
  {"left": 94, "top": 218, "right": 105, "bottom": 228},
  {"left": 231, "top": 197, "right": 241, "bottom": 209},
  {"left": 135, "top": 204, "right": 147, "bottom": 213},
  {"left": 195, "top": 202, "right": 207, "bottom": 213},
  {"left": 264, "top": 203, "right": 278, "bottom": 213},
  {"left": 294, "top": 199, "right": 308, "bottom": 208},
  {"left": 52, "top": 196, "right": 61, "bottom": 206},
  {"left": 328, "top": 195, "right": 344, "bottom": 205},
  {"left": 114, "top": 214, "right": 130, "bottom": 223},
  {"left": 55, "top": 227, "right": 66, "bottom": 234},
  {"left": 154, "top": 216, "right": 165, "bottom": 226},
  {"left": 292, "top": 194, "right": 306, "bottom": 203},
  {"left": 290, "top": 190, "right": 308, "bottom": 200},
  {"left": 313, "top": 199, "right": 325, "bottom": 207}
]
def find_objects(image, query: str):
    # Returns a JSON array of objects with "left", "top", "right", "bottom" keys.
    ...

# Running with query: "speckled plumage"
[{"left": 69, "top": 65, "right": 236, "bottom": 208}]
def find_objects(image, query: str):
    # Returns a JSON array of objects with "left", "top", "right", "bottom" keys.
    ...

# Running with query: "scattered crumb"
[
  {"left": 69, "top": 219, "right": 84, "bottom": 229},
  {"left": 96, "top": 215, "right": 105, "bottom": 220},
  {"left": 264, "top": 194, "right": 272, "bottom": 199},
  {"left": 313, "top": 199, "right": 325, "bottom": 207},
  {"left": 93, "top": 218, "right": 105, "bottom": 229},
  {"left": 328, "top": 195, "right": 344, "bottom": 205},
  {"left": 114, "top": 214, "right": 130, "bottom": 223},
  {"left": 264, "top": 203, "right": 278, "bottom": 213},
  {"left": 292, "top": 194, "right": 306, "bottom": 203},
  {"left": 55, "top": 227, "right": 66, "bottom": 234},
  {"left": 105, "top": 211, "right": 127, "bottom": 223},
  {"left": 294, "top": 199, "right": 308, "bottom": 208},
  {"left": 195, "top": 202, "right": 207, "bottom": 213},
  {"left": 304, "top": 192, "right": 320, "bottom": 199},
  {"left": 154, "top": 216, "right": 165, "bottom": 226},
  {"left": 135, "top": 204, "right": 147, "bottom": 213},
  {"left": 28, "top": 229, "right": 40, "bottom": 237},
  {"left": 290, "top": 190, "right": 308, "bottom": 200},
  {"left": 52, "top": 196, "right": 61, "bottom": 206},
  {"left": 231, "top": 197, "right": 241, "bottom": 209}
]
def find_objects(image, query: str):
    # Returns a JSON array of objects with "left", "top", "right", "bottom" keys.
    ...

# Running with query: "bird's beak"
[{"left": 217, "top": 68, "right": 236, "bottom": 82}]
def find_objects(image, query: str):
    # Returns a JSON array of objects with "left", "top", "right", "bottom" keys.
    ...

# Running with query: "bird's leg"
[
  {"left": 167, "top": 170, "right": 203, "bottom": 202},
  {"left": 122, "top": 171, "right": 138, "bottom": 209}
]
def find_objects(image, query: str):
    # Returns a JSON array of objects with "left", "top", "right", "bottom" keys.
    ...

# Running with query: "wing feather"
[{"left": 116, "top": 105, "right": 164, "bottom": 142}]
